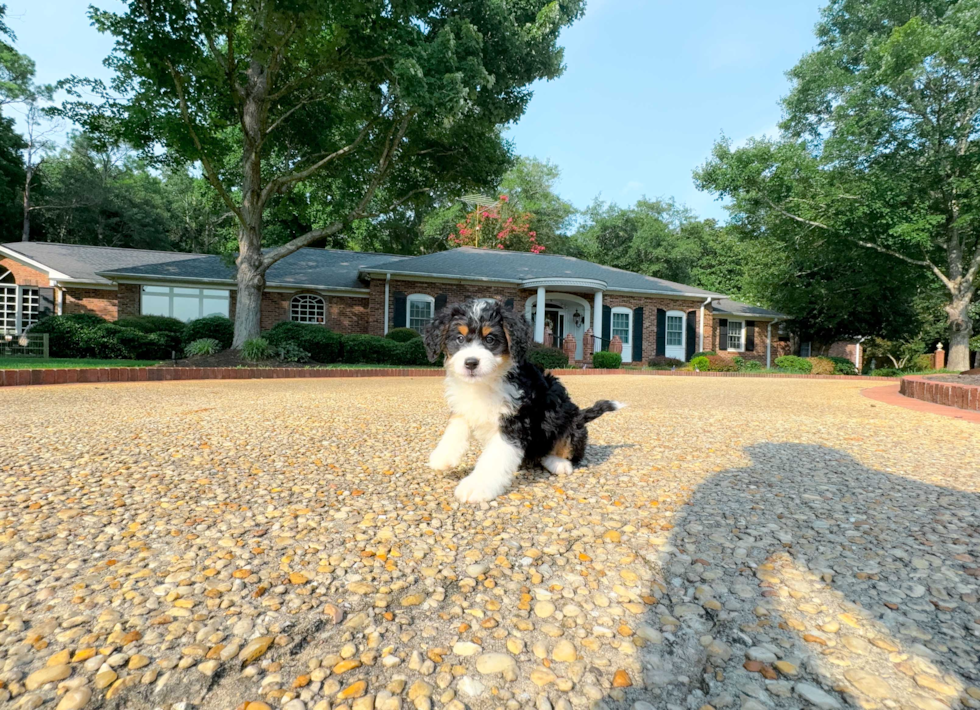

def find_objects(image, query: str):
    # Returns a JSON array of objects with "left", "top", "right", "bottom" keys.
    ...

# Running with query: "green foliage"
[
  {"left": 774, "top": 355, "right": 813, "bottom": 374},
  {"left": 31, "top": 314, "right": 106, "bottom": 357},
  {"left": 647, "top": 356, "right": 682, "bottom": 369},
  {"left": 691, "top": 351, "right": 716, "bottom": 359},
  {"left": 0, "top": 4, "right": 40, "bottom": 104},
  {"left": 690, "top": 355, "right": 710, "bottom": 371},
  {"left": 340, "top": 334, "right": 430, "bottom": 366},
  {"left": 870, "top": 368, "right": 902, "bottom": 378},
  {"left": 807, "top": 357, "right": 835, "bottom": 376},
  {"left": 31, "top": 314, "right": 175, "bottom": 359},
  {"left": 592, "top": 351, "right": 622, "bottom": 369},
  {"left": 116, "top": 314, "right": 186, "bottom": 334},
  {"left": 183, "top": 316, "right": 234, "bottom": 350},
  {"left": 272, "top": 342, "right": 311, "bottom": 363},
  {"left": 910, "top": 354, "right": 934, "bottom": 372},
  {"left": 826, "top": 356, "right": 857, "bottom": 376},
  {"left": 385, "top": 328, "right": 422, "bottom": 343},
  {"left": 0, "top": 113, "right": 24, "bottom": 241},
  {"left": 264, "top": 321, "right": 342, "bottom": 363},
  {"left": 184, "top": 338, "right": 221, "bottom": 357},
  {"left": 527, "top": 345, "right": 569, "bottom": 370},
  {"left": 738, "top": 359, "right": 763, "bottom": 372},
  {"left": 241, "top": 337, "right": 271, "bottom": 362}
]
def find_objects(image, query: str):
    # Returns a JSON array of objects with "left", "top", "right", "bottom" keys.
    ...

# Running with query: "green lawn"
[{"left": 0, "top": 358, "right": 161, "bottom": 369}]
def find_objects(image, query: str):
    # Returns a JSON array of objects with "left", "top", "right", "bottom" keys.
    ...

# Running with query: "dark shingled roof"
[
  {"left": 712, "top": 298, "right": 786, "bottom": 319},
  {"left": 365, "top": 247, "right": 722, "bottom": 297},
  {"left": 1, "top": 242, "right": 407, "bottom": 290}
]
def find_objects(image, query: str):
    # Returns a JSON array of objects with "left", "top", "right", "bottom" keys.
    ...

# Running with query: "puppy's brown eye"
[
  {"left": 485, "top": 335, "right": 496, "bottom": 345},
  {"left": 455, "top": 335, "right": 465, "bottom": 343}
]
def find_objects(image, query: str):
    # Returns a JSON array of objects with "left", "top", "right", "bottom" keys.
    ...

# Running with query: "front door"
[
  {"left": 544, "top": 308, "right": 564, "bottom": 346},
  {"left": 665, "top": 311, "right": 686, "bottom": 360}
]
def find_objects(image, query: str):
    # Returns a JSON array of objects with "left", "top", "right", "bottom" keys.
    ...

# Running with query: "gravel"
[{"left": 1, "top": 376, "right": 979, "bottom": 710}]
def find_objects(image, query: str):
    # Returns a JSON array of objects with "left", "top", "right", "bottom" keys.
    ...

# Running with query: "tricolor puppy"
[{"left": 423, "top": 299, "right": 623, "bottom": 503}]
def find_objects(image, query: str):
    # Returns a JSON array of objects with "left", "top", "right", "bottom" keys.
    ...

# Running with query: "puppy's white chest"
[{"left": 445, "top": 377, "right": 518, "bottom": 444}]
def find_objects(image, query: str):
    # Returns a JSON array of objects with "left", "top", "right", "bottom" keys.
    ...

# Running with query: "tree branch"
[{"left": 165, "top": 59, "right": 243, "bottom": 225}]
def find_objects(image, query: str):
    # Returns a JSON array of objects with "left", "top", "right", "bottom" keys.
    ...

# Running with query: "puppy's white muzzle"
[{"left": 449, "top": 344, "right": 504, "bottom": 381}]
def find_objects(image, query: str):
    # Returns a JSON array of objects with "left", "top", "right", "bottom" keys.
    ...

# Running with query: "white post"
[
  {"left": 14, "top": 285, "right": 22, "bottom": 336},
  {"left": 593, "top": 290, "right": 603, "bottom": 349},
  {"left": 534, "top": 286, "right": 546, "bottom": 343},
  {"left": 383, "top": 274, "right": 390, "bottom": 335}
]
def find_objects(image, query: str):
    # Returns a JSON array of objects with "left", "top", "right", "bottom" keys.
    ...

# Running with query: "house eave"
[
  {"left": 99, "top": 271, "right": 370, "bottom": 295},
  {"left": 0, "top": 245, "right": 73, "bottom": 280}
]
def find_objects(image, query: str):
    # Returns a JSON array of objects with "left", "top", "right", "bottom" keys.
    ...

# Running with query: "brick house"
[{"left": 1, "top": 241, "right": 801, "bottom": 365}]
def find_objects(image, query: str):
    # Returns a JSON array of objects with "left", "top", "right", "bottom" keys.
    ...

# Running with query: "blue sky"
[{"left": 4, "top": 0, "right": 824, "bottom": 221}]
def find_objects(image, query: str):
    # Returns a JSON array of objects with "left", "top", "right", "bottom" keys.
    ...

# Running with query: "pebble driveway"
[{"left": 1, "top": 376, "right": 978, "bottom": 710}]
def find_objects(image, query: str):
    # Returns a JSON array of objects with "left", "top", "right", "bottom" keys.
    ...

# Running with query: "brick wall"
[
  {"left": 603, "top": 295, "right": 709, "bottom": 363},
  {"left": 260, "top": 291, "right": 290, "bottom": 331},
  {"left": 63, "top": 287, "right": 119, "bottom": 320},
  {"left": 118, "top": 284, "right": 140, "bottom": 318},
  {"left": 0, "top": 257, "right": 50, "bottom": 286},
  {"left": 328, "top": 296, "right": 371, "bottom": 335},
  {"left": 369, "top": 279, "right": 523, "bottom": 335}
]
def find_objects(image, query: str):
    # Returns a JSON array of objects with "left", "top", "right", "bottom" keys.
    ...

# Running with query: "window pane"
[
  {"left": 141, "top": 294, "right": 171, "bottom": 317},
  {"left": 611, "top": 312, "right": 630, "bottom": 344},
  {"left": 172, "top": 296, "right": 201, "bottom": 322},
  {"left": 142, "top": 285, "right": 169, "bottom": 294},
  {"left": 409, "top": 299, "right": 433, "bottom": 332},
  {"left": 727, "top": 321, "right": 742, "bottom": 350},
  {"left": 203, "top": 298, "right": 229, "bottom": 318},
  {"left": 291, "top": 294, "right": 325, "bottom": 324},
  {"left": 203, "top": 289, "right": 228, "bottom": 296},
  {"left": 666, "top": 315, "right": 683, "bottom": 347},
  {"left": 173, "top": 287, "right": 199, "bottom": 295}
]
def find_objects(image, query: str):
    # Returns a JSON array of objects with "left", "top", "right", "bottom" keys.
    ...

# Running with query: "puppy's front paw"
[
  {"left": 429, "top": 447, "right": 461, "bottom": 472},
  {"left": 454, "top": 474, "right": 508, "bottom": 503}
]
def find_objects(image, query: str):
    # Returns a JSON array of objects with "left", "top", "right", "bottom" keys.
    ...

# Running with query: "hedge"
[
  {"left": 592, "top": 351, "right": 622, "bottom": 369},
  {"left": 184, "top": 315, "right": 234, "bottom": 349},
  {"left": 340, "top": 334, "right": 430, "bottom": 366},
  {"left": 647, "top": 356, "right": 682, "bottom": 369},
  {"left": 385, "top": 327, "right": 422, "bottom": 343},
  {"left": 774, "top": 355, "right": 812, "bottom": 374},
  {"left": 265, "top": 321, "right": 342, "bottom": 363},
  {"left": 115, "top": 315, "right": 186, "bottom": 335},
  {"left": 29, "top": 314, "right": 179, "bottom": 360},
  {"left": 527, "top": 346, "right": 569, "bottom": 370}
]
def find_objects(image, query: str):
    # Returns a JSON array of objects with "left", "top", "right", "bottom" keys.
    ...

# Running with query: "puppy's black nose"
[{"left": 464, "top": 357, "right": 480, "bottom": 371}]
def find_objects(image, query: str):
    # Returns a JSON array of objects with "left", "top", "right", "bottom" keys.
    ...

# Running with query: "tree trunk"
[
  {"left": 945, "top": 291, "right": 973, "bottom": 372},
  {"left": 233, "top": 229, "right": 266, "bottom": 348},
  {"left": 21, "top": 167, "right": 32, "bottom": 241}
]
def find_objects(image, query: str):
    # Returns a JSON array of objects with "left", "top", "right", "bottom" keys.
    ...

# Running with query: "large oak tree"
[
  {"left": 697, "top": 0, "right": 980, "bottom": 371},
  {"left": 62, "top": 0, "right": 584, "bottom": 346}
]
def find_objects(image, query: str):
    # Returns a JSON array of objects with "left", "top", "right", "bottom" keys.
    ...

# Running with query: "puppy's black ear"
[
  {"left": 423, "top": 304, "right": 455, "bottom": 362},
  {"left": 501, "top": 307, "right": 532, "bottom": 364}
]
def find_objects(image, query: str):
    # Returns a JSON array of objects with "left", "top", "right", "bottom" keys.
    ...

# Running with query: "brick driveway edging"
[
  {"left": 0, "top": 366, "right": 899, "bottom": 388},
  {"left": 900, "top": 374, "right": 980, "bottom": 412}
]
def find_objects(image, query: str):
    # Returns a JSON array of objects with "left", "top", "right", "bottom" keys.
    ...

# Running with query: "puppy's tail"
[{"left": 578, "top": 400, "right": 625, "bottom": 424}]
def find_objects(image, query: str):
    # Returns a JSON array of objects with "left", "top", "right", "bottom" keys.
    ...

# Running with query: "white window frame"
[
  {"left": 141, "top": 285, "right": 230, "bottom": 322},
  {"left": 406, "top": 294, "right": 435, "bottom": 332},
  {"left": 726, "top": 319, "right": 745, "bottom": 352},
  {"left": 290, "top": 293, "right": 326, "bottom": 324},
  {"left": 610, "top": 306, "right": 632, "bottom": 362},
  {"left": 665, "top": 310, "right": 685, "bottom": 349}
]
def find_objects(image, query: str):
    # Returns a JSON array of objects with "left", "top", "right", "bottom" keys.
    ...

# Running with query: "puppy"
[{"left": 423, "top": 299, "right": 623, "bottom": 503}]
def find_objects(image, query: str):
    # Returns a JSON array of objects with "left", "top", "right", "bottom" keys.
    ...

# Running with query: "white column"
[
  {"left": 593, "top": 290, "right": 603, "bottom": 349},
  {"left": 534, "top": 286, "right": 546, "bottom": 343}
]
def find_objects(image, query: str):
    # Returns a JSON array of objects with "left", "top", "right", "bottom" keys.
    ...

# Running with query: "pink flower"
[
  {"left": 500, "top": 194, "right": 509, "bottom": 202},
  {"left": 497, "top": 244, "right": 504, "bottom": 249},
  {"left": 529, "top": 231, "right": 536, "bottom": 236}
]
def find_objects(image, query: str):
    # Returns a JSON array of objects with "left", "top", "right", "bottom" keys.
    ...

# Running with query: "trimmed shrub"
[
  {"left": 739, "top": 359, "right": 763, "bottom": 372},
  {"left": 265, "top": 321, "right": 342, "bottom": 363},
  {"left": 185, "top": 338, "right": 222, "bottom": 357},
  {"left": 807, "top": 357, "right": 835, "bottom": 375},
  {"left": 592, "top": 351, "right": 622, "bottom": 369},
  {"left": 826, "top": 356, "right": 857, "bottom": 376},
  {"left": 690, "top": 355, "right": 710, "bottom": 371},
  {"left": 528, "top": 345, "right": 569, "bottom": 370},
  {"left": 273, "top": 342, "right": 311, "bottom": 363},
  {"left": 871, "top": 368, "right": 902, "bottom": 377},
  {"left": 115, "top": 314, "right": 186, "bottom": 335},
  {"left": 30, "top": 314, "right": 174, "bottom": 359},
  {"left": 30, "top": 314, "right": 103, "bottom": 357},
  {"left": 340, "top": 334, "right": 431, "bottom": 366},
  {"left": 385, "top": 327, "right": 422, "bottom": 343},
  {"left": 910, "top": 353, "right": 933, "bottom": 372},
  {"left": 775, "top": 355, "right": 812, "bottom": 374},
  {"left": 706, "top": 355, "right": 738, "bottom": 372},
  {"left": 242, "top": 337, "right": 271, "bottom": 362},
  {"left": 647, "top": 356, "right": 683, "bottom": 369},
  {"left": 691, "top": 350, "right": 716, "bottom": 359},
  {"left": 184, "top": 315, "right": 234, "bottom": 349}
]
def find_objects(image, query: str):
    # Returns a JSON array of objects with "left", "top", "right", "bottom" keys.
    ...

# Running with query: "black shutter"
[
  {"left": 745, "top": 320, "right": 755, "bottom": 352},
  {"left": 632, "top": 307, "right": 643, "bottom": 363},
  {"left": 393, "top": 291, "right": 407, "bottom": 328},
  {"left": 718, "top": 318, "right": 728, "bottom": 352},
  {"left": 434, "top": 293, "right": 448, "bottom": 314},
  {"left": 38, "top": 287, "right": 55, "bottom": 318},
  {"left": 601, "top": 305, "right": 611, "bottom": 351},
  {"left": 686, "top": 310, "right": 697, "bottom": 361},
  {"left": 655, "top": 308, "right": 666, "bottom": 357},
  {"left": 504, "top": 298, "right": 514, "bottom": 311}
]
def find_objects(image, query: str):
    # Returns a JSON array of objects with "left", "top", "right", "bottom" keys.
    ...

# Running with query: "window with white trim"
[
  {"left": 407, "top": 294, "right": 435, "bottom": 332},
  {"left": 290, "top": 294, "right": 326, "bottom": 324},
  {"left": 727, "top": 320, "right": 744, "bottom": 351},
  {"left": 611, "top": 309, "right": 631, "bottom": 345},
  {"left": 665, "top": 314, "right": 683, "bottom": 347},
  {"left": 141, "top": 286, "right": 230, "bottom": 322}
]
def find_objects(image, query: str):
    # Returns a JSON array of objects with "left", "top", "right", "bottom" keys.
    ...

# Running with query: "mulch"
[{"left": 926, "top": 372, "right": 980, "bottom": 385}]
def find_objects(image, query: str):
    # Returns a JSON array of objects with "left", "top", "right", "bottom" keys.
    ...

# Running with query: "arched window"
[
  {"left": 290, "top": 293, "right": 326, "bottom": 324},
  {"left": 0, "top": 269, "right": 14, "bottom": 284},
  {"left": 406, "top": 294, "right": 435, "bottom": 332}
]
